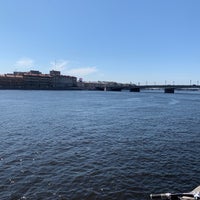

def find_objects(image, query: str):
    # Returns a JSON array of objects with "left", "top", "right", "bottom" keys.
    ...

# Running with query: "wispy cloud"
[
  {"left": 15, "top": 58, "right": 34, "bottom": 70},
  {"left": 67, "top": 67, "right": 98, "bottom": 77},
  {"left": 50, "top": 59, "right": 98, "bottom": 77},
  {"left": 13, "top": 58, "right": 99, "bottom": 79},
  {"left": 50, "top": 60, "right": 69, "bottom": 72}
]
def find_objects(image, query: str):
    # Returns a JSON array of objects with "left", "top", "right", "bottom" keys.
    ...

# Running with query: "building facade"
[{"left": 0, "top": 70, "right": 77, "bottom": 89}]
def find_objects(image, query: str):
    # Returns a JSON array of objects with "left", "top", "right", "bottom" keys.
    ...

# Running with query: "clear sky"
[{"left": 0, "top": 0, "right": 200, "bottom": 84}]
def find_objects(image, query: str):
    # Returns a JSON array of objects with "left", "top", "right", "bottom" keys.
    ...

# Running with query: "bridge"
[
  {"left": 95, "top": 84, "right": 200, "bottom": 93},
  {"left": 79, "top": 82, "right": 200, "bottom": 93},
  {"left": 130, "top": 85, "right": 200, "bottom": 93}
]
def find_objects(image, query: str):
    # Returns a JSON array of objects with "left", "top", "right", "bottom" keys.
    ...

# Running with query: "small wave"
[{"left": 169, "top": 99, "right": 179, "bottom": 105}]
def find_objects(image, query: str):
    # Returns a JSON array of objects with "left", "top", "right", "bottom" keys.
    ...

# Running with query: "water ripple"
[{"left": 0, "top": 91, "right": 200, "bottom": 199}]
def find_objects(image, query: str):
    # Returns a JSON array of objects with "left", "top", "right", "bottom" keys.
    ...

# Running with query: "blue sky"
[{"left": 0, "top": 0, "right": 200, "bottom": 84}]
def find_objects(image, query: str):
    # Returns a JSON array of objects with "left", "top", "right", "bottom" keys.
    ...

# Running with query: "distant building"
[
  {"left": 0, "top": 74, "right": 23, "bottom": 89},
  {"left": 13, "top": 71, "right": 26, "bottom": 76},
  {"left": 29, "top": 70, "right": 41, "bottom": 75},
  {"left": 0, "top": 70, "right": 77, "bottom": 89},
  {"left": 51, "top": 75, "right": 77, "bottom": 88},
  {"left": 50, "top": 70, "right": 61, "bottom": 76}
]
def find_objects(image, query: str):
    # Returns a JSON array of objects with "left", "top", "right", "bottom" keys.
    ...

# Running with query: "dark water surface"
[{"left": 0, "top": 90, "right": 200, "bottom": 200}]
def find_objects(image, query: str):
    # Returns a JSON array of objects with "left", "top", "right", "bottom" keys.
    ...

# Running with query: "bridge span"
[
  {"left": 130, "top": 85, "right": 200, "bottom": 93},
  {"left": 81, "top": 82, "right": 200, "bottom": 93}
]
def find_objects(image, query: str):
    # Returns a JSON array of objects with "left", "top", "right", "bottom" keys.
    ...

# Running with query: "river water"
[{"left": 0, "top": 90, "right": 200, "bottom": 200}]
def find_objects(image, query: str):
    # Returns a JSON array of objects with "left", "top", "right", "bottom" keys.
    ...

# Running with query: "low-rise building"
[{"left": 0, "top": 70, "right": 77, "bottom": 89}]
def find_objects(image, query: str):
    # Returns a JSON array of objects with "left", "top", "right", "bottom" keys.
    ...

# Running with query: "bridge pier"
[
  {"left": 130, "top": 87, "right": 140, "bottom": 92},
  {"left": 110, "top": 88, "right": 122, "bottom": 91},
  {"left": 165, "top": 88, "right": 174, "bottom": 93}
]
